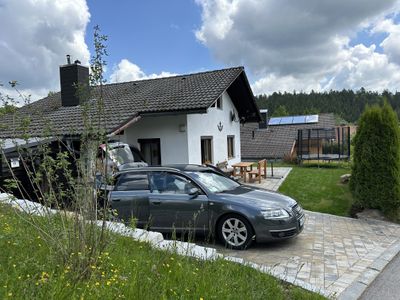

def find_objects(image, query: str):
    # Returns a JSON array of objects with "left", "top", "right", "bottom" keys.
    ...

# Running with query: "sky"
[{"left": 1, "top": 0, "right": 400, "bottom": 104}]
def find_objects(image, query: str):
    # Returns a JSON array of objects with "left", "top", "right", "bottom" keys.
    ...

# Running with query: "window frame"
[
  {"left": 201, "top": 136, "right": 213, "bottom": 164},
  {"left": 227, "top": 135, "right": 235, "bottom": 159}
]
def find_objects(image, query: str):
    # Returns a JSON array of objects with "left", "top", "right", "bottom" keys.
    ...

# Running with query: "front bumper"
[{"left": 254, "top": 204, "right": 305, "bottom": 242}]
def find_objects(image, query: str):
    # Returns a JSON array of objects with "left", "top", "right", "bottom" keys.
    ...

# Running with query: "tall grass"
[{"left": 0, "top": 204, "right": 325, "bottom": 299}]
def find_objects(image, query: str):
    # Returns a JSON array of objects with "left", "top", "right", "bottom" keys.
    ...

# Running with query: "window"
[
  {"left": 201, "top": 137, "right": 213, "bottom": 164},
  {"left": 138, "top": 138, "right": 161, "bottom": 165},
  {"left": 149, "top": 172, "right": 197, "bottom": 194},
  {"left": 227, "top": 136, "right": 235, "bottom": 158},
  {"left": 210, "top": 96, "right": 222, "bottom": 109},
  {"left": 115, "top": 172, "right": 149, "bottom": 191}
]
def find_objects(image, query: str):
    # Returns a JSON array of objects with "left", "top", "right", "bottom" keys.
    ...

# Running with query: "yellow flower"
[
  {"left": 95, "top": 282, "right": 100, "bottom": 286},
  {"left": 106, "top": 281, "right": 111, "bottom": 286},
  {"left": 8, "top": 293, "right": 12, "bottom": 297}
]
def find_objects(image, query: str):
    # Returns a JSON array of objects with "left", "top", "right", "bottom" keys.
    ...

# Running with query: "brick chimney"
[{"left": 59, "top": 55, "right": 89, "bottom": 107}]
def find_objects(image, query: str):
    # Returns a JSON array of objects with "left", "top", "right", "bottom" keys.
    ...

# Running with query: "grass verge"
[
  {"left": 0, "top": 204, "right": 325, "bottom": 299},
  {"left": 279, "top": 163, "right": 353, "bottom": 216}
]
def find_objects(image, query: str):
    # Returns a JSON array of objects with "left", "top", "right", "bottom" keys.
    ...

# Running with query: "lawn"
[
  {"left": 278, "top": 163, "right": 353, "bottom": 216},
  {"left": 0, "top": 204, "right": 325, "bottom": 300}
]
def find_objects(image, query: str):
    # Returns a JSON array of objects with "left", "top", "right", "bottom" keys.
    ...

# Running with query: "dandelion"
[{"left": 106, "top": 281, "right": 111, "bottom": 286}]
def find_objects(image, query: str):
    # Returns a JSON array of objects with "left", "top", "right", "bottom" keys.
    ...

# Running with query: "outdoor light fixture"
[{"left": 178, "top": 124, "right": 186, "bottom": 132}]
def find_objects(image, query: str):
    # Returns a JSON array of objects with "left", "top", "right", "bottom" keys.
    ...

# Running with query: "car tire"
[{"left": 218, "top": 214, "right": 254, "bottom": 250}]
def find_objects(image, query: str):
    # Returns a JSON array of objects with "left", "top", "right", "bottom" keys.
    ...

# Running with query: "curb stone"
[{"left": 338, "top": 240, "right": 400, "bottom": 300}]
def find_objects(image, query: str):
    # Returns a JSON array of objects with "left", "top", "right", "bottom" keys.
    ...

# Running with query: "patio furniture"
[
  {"left": 248, "top": 159, "right": 267, "bottom": 183},
  {"left": 231, "top": 162, "right": 254, "bottom": 183}
]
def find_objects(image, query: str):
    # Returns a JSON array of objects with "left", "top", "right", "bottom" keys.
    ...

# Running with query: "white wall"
[
  {"left": 123, "top": 115, "right": 188, "bottom": 164},
  {"left": 186, "top": 91, "right": 241, "bottom": 165}
]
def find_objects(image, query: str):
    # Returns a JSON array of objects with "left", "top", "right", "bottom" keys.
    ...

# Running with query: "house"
[
  {"left": 0, "top": 59, "right": 261, "bottom": 167},
  {"left": 241, "top": 112, "right": 338, "bottom": 160}
]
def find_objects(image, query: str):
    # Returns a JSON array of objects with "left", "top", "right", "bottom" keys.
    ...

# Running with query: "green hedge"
[{"left": 350, "top": 102, "right": 400, "bottom": 219}]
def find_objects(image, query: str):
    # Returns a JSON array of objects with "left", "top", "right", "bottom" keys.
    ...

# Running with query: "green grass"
[
  {"left": 279, "top": 163, "right": 353, "bottom": 216},
  {"left": 0, "top": 204, "right": 325, "bottom": 300}
]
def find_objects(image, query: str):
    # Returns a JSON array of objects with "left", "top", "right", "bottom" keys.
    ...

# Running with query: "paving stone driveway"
[
  {"left": 215, "top": 212, "right": 400, "bottom": 298},
  {"left": 211, "top": 168, "right": 400, "bottom": 298}
]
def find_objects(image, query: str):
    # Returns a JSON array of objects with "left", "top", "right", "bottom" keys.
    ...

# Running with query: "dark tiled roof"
[
  {"left": 1, "top": 67, "right": 252, "bottom": 138},
  {"left": 241, "top": 113, "right": 336, "bottom": 159}
]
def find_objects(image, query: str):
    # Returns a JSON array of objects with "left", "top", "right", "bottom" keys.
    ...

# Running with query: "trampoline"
[{"left": 297, "top": 127, "right": 351, "bottom": 162}]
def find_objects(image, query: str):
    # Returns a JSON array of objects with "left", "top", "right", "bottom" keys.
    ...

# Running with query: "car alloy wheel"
[{"left": 219, "top": 215, "right": 253, "bottom": 250}]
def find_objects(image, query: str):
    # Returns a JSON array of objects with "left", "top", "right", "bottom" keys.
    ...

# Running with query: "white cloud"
[
  {"left": 110, "top": 59, "right": 177, "bottom": 83},
  {"left": 373, "top": 18, "right": 400, "bottom": 64},
  {"left": 0, "top": 0, "right": 90, "bottom": 102},
  {"left": 196, "top": 0, "right": 400, "bottom": 94}
]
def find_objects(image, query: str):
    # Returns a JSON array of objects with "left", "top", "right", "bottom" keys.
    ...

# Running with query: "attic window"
[{"left": 211, "top": 96, "right": 222, "bottom": 109}]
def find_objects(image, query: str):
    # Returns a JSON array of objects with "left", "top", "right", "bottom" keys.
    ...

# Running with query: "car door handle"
[
  {"left": 151, "top": 201, "right": 161, "bottom": 205},
  {"left": 112, "top": 198, "right": 121, "bottom": 202}
]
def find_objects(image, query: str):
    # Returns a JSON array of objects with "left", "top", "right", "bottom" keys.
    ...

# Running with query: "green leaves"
[{"left": 350, "top": 101, "right": 400, "bottom": 220}]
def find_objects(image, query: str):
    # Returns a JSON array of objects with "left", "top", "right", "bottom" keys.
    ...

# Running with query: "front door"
[
  {"left": 148, "top": 171, "right": 209, "bottom": 234},
  {"left": 138, "top": 138, "right": 161, "bottom": 166}
]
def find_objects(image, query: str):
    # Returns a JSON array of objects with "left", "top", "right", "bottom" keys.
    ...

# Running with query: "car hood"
[{"left": 216, "top": 186, "right": 297, "bottom": 210}]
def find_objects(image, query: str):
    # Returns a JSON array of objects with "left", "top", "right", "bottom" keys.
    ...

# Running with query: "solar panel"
[
  {"left": 268, "top": 114, "right": 319, "bottom": 125},
  {"left": 268, "top": 117, "right": 281, "bottom": 125},
  {"left": 279, "top": 117, "right": 294, "bottom": 125},
  {"left": 305, "top": 115, "right": 319, "bottom": 123},
  {"left": 292, "top": 116, "right": 306, "bottom": 124}
]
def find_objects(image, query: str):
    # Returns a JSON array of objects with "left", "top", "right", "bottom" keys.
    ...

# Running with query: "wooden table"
[{"left": 231, "top": 162, "right": 254, "bottom": 183}]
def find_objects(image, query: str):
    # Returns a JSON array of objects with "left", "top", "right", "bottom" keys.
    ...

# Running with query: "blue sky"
[
  {"left": 1, "top": 0, "right": 400, "bottom": 101},
  {"left": 85, "top": 0, "right": 222, "bottom": 78}
]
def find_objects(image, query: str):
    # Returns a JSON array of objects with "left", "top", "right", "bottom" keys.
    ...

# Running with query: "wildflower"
[
  {"left": 8, "top": 292, "right": 12, "bottom": 297},
  {"left": 95, "top": 282, "right": 100, "bottom": 286},
  {"left": 106, "top": 281, "right": 111, "bottom": 286}
]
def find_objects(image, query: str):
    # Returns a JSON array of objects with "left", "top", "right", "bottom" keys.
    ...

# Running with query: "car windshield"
[
  {"left": 108, "top": 146, "right": 134, "bottom": 166},
  {"left": 188, "top": 171, "right": 240, "bottom": 193}
]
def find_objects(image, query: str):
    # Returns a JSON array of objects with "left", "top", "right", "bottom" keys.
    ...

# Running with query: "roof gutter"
[
  {"left": 107, "top": 115, "right": 142, "bottom": 137},
  {"left": 140, "top": 108, "right": 208, "bottom": 117}
]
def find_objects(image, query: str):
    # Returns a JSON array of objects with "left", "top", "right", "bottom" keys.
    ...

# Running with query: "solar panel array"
[{"left": 268, "top": 114, "right": 319, "bottom": 126}]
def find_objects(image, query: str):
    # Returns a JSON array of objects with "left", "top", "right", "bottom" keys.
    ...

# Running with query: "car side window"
[
  {"left": 115, "top": 172, "right": 149, "bottom": 191},
  {"left": 149, "top": 172, "right": 197, "bottom": 194}
]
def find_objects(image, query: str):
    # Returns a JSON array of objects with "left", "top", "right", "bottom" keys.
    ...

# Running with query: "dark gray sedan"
[{"left": 109, "top": 164, "right": 304, "bottom": 250}]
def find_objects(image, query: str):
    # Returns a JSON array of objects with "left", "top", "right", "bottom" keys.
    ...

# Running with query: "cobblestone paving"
[
  {"left": 216, "top": 168, "right": 400, "bottom": 298},
  {"left": 242, "top": 167, "right": 292, "bottom": 191},
  {"left": 215, "top": 212, "right": 400, "bottom": 298}
]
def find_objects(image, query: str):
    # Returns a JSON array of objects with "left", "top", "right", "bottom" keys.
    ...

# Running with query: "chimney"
[
  {"left": 59, "top": 55, "right": 89, "bottom": 107},
  {"left": 259, "top": 109, "right": 268, "bottom": 129}
]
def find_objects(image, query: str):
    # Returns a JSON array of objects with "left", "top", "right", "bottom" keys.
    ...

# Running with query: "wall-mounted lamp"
[{"left": 179, "top": 124, "right": 186, "bottom": 132}]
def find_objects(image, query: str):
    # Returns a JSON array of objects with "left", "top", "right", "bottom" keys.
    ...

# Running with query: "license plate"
[{"left": 299, "top": 215, "right": 305, "bottom": 227}]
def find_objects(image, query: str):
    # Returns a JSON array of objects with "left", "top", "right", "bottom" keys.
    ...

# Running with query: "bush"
[{"left": 350, "top": 101, "right": 400, "bottom": 219}]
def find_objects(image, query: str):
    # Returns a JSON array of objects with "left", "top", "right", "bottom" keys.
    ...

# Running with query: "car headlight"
[{"left": 261, "top": 208, "right": 290, "bottom": 219}]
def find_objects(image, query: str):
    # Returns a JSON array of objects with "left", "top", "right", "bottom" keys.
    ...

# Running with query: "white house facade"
[{"left": 121, "top": 91, "right": 241, "bottom": 166}]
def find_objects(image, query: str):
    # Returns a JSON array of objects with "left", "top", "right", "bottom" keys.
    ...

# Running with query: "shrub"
[{"left": 350, "top": 101, "right": 400, "bottom": 219}]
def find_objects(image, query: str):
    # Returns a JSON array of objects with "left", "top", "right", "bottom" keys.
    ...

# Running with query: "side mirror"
[{"left": 187, "top": 187, "right": 199, "bottom": 198}]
